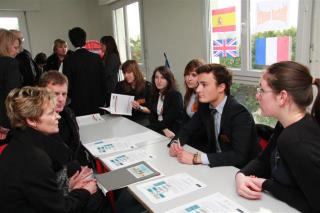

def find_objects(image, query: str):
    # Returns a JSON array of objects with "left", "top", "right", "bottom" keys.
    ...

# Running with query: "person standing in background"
[
  {"left": 0, "top": 29, "right": 22, "bottom": 141},
  {"left": 10, "top": 29, "right": 41, "bottom": 86},
  {"left": 45, "top": 39, "right": 69, "bottom": 72},
  {"left": 63, "top": 27, "right": 107, "bottom": 116},
  {"left": 100, "top": 35, "right": 121, "bottom": 106}
]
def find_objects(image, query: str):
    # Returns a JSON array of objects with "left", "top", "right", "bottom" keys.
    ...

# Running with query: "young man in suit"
[
  {"left": 63, "top": 27, "right": 107, "bottom": 116},
  {"left": 169, "top": 64, "right": 258, "bottom": 168}
]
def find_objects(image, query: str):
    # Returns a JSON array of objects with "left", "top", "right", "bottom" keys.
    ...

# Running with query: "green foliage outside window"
[
  {"left": 130, "top": 37, "right": 142, "bottom": 63},
  {"left": 231, "top": 83, "right": 277, "bottom": 127}
]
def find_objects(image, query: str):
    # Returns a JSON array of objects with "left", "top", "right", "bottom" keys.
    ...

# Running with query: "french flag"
[{"left": 255, "top": 36, "right": 291, "bottom": 65}]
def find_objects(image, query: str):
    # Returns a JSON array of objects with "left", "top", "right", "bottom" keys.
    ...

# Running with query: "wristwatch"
[{"left": 193, "top": 152, "right": 201, "bottom": 165}]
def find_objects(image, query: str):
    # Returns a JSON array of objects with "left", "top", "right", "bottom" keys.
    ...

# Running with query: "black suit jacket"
[
  {"left": 176, "top": 96, "right": 258, "bottom": 168},
  {"left": 63, "top": 48, "right": 107, "bottom": 116},
  {"left": 148, "top": 90, "right": 183, "bottom": 134},
  {"left": 0, "top": 57, "right": 22, "bottom": 129},
  {"left": 16, "top": 49, "right": 41, "bottom": 86}
]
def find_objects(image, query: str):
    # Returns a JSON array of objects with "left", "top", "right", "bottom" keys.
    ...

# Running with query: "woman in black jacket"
[
  {"left": 148, "top": 66, "right": 183, "bottom": 139},
  {"left": 114, "top": 59, "right": 152, "bottom": 126},
  {"left": 0, "top": 87, "right": 97, "bottom": 213},
  {"left": 235, "top": 61, "right": 320, "bottom": 212},
  {"left": 0, "top": 29, "right": 22, "bottom": 141}
]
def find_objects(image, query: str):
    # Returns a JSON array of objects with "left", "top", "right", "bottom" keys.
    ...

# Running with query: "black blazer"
[
  {"left": 0, "top": 127, "right": 90, "bottom": 213},
  {"left": 0, "top": 57, "right": 22, "bottom": 129},
  {"left": 176, "top": 96, "right": 258, "bottom": 168},
  {"left": 63, "top": 48, "right": 107, "bottom": 116},
  {"left": 45, "top": 53, "right": 61, "bottom": 71},
  {"left": 15, "top": 49, "right": 41, "bottom": 86},
  {"left": 148, "top": 89, "right": 183, "bottom": 134}
]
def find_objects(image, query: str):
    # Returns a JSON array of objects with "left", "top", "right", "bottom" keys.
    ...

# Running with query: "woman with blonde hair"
[
  {"left": 0, "top": 29, "right": 22, "bottom": 141},
  {"left": 0, "top": 87, "right": 99, "bottom": 213}
]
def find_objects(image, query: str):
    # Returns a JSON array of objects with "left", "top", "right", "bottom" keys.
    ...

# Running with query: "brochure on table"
[
  {"left": 100, "top": 149, "right": 156, "bottom": 170},
  {"left": 136, "top": 173, "right": 206, "bottom": 204},
  {"left": 165, "top": 192, "right": 249, "bottom": 213}
]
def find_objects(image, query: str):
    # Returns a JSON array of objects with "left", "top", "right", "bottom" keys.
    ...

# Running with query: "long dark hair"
[
  {"left": 121, "top": 60, "right": 145, "bottom": 95},
  {"left": 151, "top": 66, "right": 177, "bottom": 98},
  {"left": 100, "top": 35, "right": 121, "bottom": 65},
  {"left": 183, "top": 59, "right": 205, "bottom": 109},
  {"left": 265, "top": 61, "right": 320, "bottom": 125}
]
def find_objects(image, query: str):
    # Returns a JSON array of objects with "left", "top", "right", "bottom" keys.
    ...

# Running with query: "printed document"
[
  {"left": 76, "top": 113, "right": 104, "bottom": 126},
  {"left": 101, "top": 149, "right": 156, "bottom": 170},
  {"left": 165, "top": 192, "right": 249, "bottom": 213},
  {"left": 84, "top": 138, "right": 136, "bottom": 156},
  {"left": 136, "top": 173, "right": 206, "bottom": 204},
  {"left": 100, "top": 93, "right": 134, "bottom": 115}
]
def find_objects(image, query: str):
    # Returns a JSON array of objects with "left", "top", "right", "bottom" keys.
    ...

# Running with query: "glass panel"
[
  {"left": 231, "top": 83, "right": 277, "bottom": 127},
  {"left": 210, "top": 0, "right": 241, "bottom": 69},
  {"left": 113, "top": 7, "right": 127, "bottom": 63},
  {"left": 250, "top": 0, "right": 299, "bottom": 70},
  {"left": 126, "top": 2, "right": 142, "bottom": 63},
  {"left": 0, "top": 17, "right": 19, "bottom": 30}
]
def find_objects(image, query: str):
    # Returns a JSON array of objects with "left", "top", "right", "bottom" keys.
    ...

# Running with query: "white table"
[{"left": 78, "top": 115, "right": 298, "bottom": 213}]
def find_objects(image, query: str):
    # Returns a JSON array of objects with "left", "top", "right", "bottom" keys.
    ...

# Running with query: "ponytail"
[{"left": 311, "top": 78, "right": 320, "bottom": 125}]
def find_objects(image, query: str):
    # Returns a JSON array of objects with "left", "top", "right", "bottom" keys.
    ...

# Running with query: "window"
[
  {"left": 111, "top": 0, "right": 144, "bottom": 68},
  {"left": 0, "top": 11, "right": 31, "bottom": 52},
  {"left": 208, "top": 0, "right": 311, "bottom": 73},
  {"left": 207, "top": 0, "right": 313, "bottom": 126}
]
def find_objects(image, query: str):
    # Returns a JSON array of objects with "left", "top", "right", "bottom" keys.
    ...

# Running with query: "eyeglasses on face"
[{"left": 256, "top": 87, "right": 273, "bottom": 94}]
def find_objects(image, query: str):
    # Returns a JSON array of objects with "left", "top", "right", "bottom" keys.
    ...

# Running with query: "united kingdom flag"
[{"left": 213, "top": 38, "right": 238, "bottom": 58}]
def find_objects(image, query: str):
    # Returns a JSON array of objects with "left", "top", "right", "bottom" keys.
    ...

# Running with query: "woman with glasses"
[{"left": 235, "top": 61, "right": 320, "bottom": 212}]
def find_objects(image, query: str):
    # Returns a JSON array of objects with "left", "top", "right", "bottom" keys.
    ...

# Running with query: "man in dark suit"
[
  {"left": 63, "top": 27, "right": 107, "bottom": 116},
  {"left": 169, "top": 64, "right": 258, "bottom": 168}
]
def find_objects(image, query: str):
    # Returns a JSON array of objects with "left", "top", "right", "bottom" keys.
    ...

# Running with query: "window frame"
[
  {"left": 205, "top": 0, "right": 314, "bottom": 84},
  {"left": 0, "top": 10, "right": 31, "bottom": 53},
  {"left": 110, "top": 0, "right": 146, "bottom": 71}
]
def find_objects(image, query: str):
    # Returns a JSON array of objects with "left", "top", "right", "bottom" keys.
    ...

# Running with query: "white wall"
[
  {"left": 142, "top": 0, "right": 205, "bottom": 89},
  {"left": 0, "top": 0, "right": 113, "bottom": 56}
]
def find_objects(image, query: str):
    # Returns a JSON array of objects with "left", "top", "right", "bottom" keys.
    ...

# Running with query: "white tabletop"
[{"left": 78, "top": 115, "right": 298, "bottom": 213}]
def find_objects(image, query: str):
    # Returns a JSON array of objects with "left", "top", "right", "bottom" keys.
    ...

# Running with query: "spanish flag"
[{"left": 212, "top": 7, "right": 236, "bottom": 32}]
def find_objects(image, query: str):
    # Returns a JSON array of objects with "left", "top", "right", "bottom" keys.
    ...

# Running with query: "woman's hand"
[
  {"left": 69, "top": 166, "right": 94, "bottom": 190},
  {"left": 169, "top": 142, "right": 183, "bottom": 157},
  {"left": 82, "top": 180, "right": 98, "bottom": 195},
  {"left": 163, "top": 128, "right": 175, "bottom": 139},
  {"left": 177, "top": 150, "right": 194, "bottom": 164},
  {"left": 131, "top": 101, "right": 140, "bottom": 110},
  {"left": 235, "top": 172, "right": 262, "bottom": 200}
]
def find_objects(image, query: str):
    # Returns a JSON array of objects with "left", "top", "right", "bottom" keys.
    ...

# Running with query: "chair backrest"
[{"left": 0, "top": 144, "right": 7, "bottom": 154}]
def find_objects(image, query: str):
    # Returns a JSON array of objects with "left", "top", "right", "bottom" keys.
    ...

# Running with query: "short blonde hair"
[
  {"left": 53, "top": 39, "right": 67, "bottom": 53},
  {"left": 0, "top": 29, "right": 19, "bottom": 57},
  {"left": 5, "top": 86, "right": 56, "bottom": 128}
]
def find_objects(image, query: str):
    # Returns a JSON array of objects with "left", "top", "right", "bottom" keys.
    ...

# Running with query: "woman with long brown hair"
[
  {"left": 235, "top": 61, "right": 320, "bottom": 212},
  {"left": 148, "top": 66, "right": 183, "bottom": 138},
  {"left": 114, "top": 59, "right": 152, "bottom": 126}
]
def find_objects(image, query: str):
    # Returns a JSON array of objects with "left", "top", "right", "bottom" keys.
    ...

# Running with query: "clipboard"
[{"left": 95, "top": 161, "right": 160, "bottom": 191}]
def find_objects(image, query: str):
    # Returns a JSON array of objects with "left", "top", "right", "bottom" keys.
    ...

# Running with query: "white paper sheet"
[
  {"left": 165, "top": 192, "right": 249, "bottom": 213},
  {"left": 101, "top": 93, "right": 134, "bottom": 115},
  {"left": 136, "top": 173, "right": 206, "bottom": 204},
  {"left": 76, "top": 113, "right": 104, "bottom": 126},
  {"left": 122, "top": 131, "right": 166, "bottom": 147},
  {"left": 83, "top": 138, "right": 136, "bottom": 156},
  {"left": 100, "top": 149, "right": 156, "bottom": 170}
]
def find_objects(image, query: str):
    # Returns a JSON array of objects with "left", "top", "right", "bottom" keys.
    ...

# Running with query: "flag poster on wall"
[
  {"left": 212, "top": 7, "right": 236, "bottom": 32},
  {"left": 213, "top": 38, "right": 238, "bottom": 58},
  {"left": 255, "top": 36, "right": 291, "bottom": 65}
]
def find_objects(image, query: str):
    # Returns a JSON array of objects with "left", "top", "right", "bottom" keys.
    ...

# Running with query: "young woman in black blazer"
[
  {"left": 114, "top": 59, "right": 152, "bottom": 126},
  {"left": 148, "top": 66, "right": 183, "bottom": 138}
]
